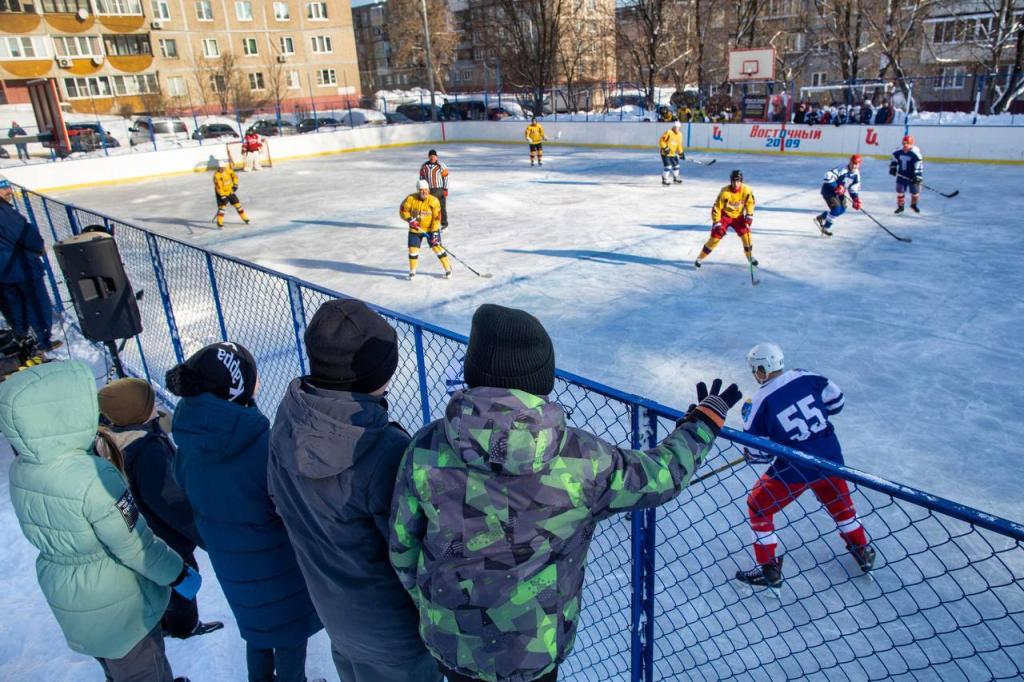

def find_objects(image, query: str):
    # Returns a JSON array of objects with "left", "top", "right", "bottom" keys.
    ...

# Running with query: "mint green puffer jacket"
[{"left": 0, "top": 361, "right": 184, "bottom": 659}]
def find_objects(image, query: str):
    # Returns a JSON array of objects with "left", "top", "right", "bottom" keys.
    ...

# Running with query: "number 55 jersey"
[{"left": 741, "top": 369, "right": 845, "bottom": 483}]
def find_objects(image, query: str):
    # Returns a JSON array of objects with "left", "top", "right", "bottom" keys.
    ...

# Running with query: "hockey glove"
[
  {"left": 676, "top": 378, "right": 742, "bottom": 434},
  {"left": 232, "top": 185, "right": 238, "bottom": 192},
  {"left": 407, "top": 219, "right": 421, "bottom": 232},
  {"left": 171, "top": 565, "right": 202, "bottom": 600},
  {"left": 712, "top": 221, "right": 722, "bottom": 232},
  {"left": 743, "top": 447, "right": 774, "bottom": 465},
  {"left": 852, "top": 197, "right": 862, "bottom": 210},
  {"left": 834, "top": 184, "right": 846, "bottom": 196},
  {"left": 680, "top": 151, "right": 685, "bottom": 160},
  {"left": 744, "top": 216, "right": 753, "bottom": 229},
  {"left": 443, "top": 189, "right": 449, "bottom": 197},
  {"left": 889, "top": 161, "right": 897, "bottom": 177},
  {"left": 913, "top": 174, "right": 923, "bottom": 184}
]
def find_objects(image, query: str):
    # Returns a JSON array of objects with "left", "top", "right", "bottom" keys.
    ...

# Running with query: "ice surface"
[{"left": 6, "top": 140, "right": 1018, "bottom": 680}]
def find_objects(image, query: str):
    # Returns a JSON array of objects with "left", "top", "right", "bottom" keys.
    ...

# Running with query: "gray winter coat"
[{"left": 268, "top": 378, "right": 428, "bottom": 663}]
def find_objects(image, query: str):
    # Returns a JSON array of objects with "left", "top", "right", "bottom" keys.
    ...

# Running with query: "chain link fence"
[{"left": 15, "top": 185, "right": 1024, "bottom": 681}]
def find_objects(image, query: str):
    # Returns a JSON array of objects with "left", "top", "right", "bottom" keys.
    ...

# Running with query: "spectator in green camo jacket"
[{"left": 389, "top": 303, "right": 743, "bottom": 682}]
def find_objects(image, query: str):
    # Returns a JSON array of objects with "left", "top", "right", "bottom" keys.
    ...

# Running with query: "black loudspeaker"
[{"left": 54, "top": 232, "right": 143, "bottom": 343}]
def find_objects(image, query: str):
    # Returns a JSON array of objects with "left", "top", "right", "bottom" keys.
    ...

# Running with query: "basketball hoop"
[
  {"left": 728, "top": 48, "right": 777, "bottom": 83},
  {"left": 742, "top": 61, "right": 760, "bottom": 78}
]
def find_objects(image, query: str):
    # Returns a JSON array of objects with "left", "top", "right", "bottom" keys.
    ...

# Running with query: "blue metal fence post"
[
  {"left": 286, "top": 280, "right": 308, "bottom": 375},
  {"left": 642, "top": 409, "right": 658, "bottom": 682},
  {"left": 629, "top": 403, "right": 658, "bottom": 682},
  {"left": 64, "top": 204, "right": 81, "bottom": 235},
  {"left": 21, "top": 192, "right": 64, "bottom": 314},
  {"left": 414, "top": 326, "right": 431, "bottom": 427},
  {"left": 204, "top": 252, "right": 229, "bottom": 341},
  {"left": 133, "top": 335, "right": 153, "bottom": 382},
  {"left": 144, "top": 232, "right": 185, "bottom": 364},
  {"left": 40, "top": 196, "right": 62, "bottom": 241},
  {"left": 147, "top": 115, "right": 157, "bottom": 151}
]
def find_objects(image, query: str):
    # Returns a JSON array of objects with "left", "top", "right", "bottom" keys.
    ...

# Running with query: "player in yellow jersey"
[
  {"left": 212, "top": 160, "right": 249, "bottom": 228},
  {"left": 401, "top": 179, "right": 451, "bottom": 280},
  {"left": 525, "top": 117, "right": 546, "bottom": 166},
  {"left": 695, "top": 169, "right": 756, "bottom": 268},
  {"left": 659, "top": 120, "right": 684, "bottom": 186}
]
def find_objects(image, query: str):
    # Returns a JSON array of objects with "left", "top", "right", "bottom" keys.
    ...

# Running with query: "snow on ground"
[{"left": 7, "top": 140, "right": 1019, "bottom": 680}]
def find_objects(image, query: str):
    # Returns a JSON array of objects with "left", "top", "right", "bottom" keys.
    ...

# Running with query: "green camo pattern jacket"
[{"left": 389, "top": 387, "right": 717, "bottom": 682}]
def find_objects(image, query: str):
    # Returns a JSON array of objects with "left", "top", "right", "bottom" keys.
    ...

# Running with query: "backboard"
[
  {"left": 27, "top": 78, "right": 70, "bottom": 155},
  {"left": 728, "top": 48, "right": 777, "bottom": 83}
]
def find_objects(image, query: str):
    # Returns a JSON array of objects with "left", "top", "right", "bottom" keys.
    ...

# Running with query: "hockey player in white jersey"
[
  {"left": 814, "top": 154, "right": 862, "bottom": 237},
  {"left": 737, "top": 342, "right": 875, "bottom": 590}
]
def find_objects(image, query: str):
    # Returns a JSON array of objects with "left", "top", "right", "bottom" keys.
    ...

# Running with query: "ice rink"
[{"left": 54, "top": 141, "right": 1024, "bottom": 522}]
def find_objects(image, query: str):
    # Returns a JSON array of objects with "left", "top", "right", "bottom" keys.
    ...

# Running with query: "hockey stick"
[
  {"left": 444, "top": 247, "right": 493, "bottom": 278},
  {"left": 687, "top": 157, "right": 717, "bottom": 167},
  {"left": 749, "top": 261, "right": 760, "bottom": 286},
  {"left": 896, "top": 173, "right": 959, "bottom": 198},
  {"left": 859, "top": 207, "right": 912, "bottom": 243},
  {"left": 690, "top": 456, "right": 746, "bottom": 486}
]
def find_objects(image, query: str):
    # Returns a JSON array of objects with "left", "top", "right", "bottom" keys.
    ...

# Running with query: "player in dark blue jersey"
[
  {"left": 737, "top": 342, "right": 875, "bottom": 589},
  {"left": 890, "top": 135, "right": 924, "bottom": 214},
  {"left": 814, "top": 154, "right": 862, "bottom": 237}
]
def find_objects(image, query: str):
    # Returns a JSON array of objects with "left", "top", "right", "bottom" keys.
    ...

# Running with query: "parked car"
[
  {"left": 296, "top": 117, "right": 341, "bottom": 134},
  {"left": 128, "top": 117, "right": 190, "bottom": 147},
  {"left": 385, "top": 111, "right": 414, "bottom": 125},
  {"left": 442, "top": 100, "right": 488, "bottom": 121},
  {"left": 338, "top": 109, "right": 386, "bottom": 127},
  {"left": 192, "top": 123, "right": 239, "bottom": 141},
  {"left": 246, "top": 119, "right": 297, "bottom": 137},
  {"left": 487, "top": 107, "right": 513, "bottom": 121},
  {"left": 395, "top": 103, "right": 448, "bottom": 122},
  {"left": 43, "top": 123, "right": 120, "bottom": 156}
]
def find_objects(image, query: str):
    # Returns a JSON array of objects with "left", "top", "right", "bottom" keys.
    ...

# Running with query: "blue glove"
[{"left": 171, "top": 565, "right": 202, "bottom": 600}]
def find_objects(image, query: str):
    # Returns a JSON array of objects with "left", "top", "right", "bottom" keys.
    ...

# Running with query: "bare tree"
[
  {"left": 617, "top": 0, "right": 690, "bottom": 108},
  {"left": 193, "top": 51, "right": 268, "bottom": 114},
  {"left": 813, "top": 0, "right": 868, "bottom": 101},
  {"left": 558, "top": 0, "right": 615, "bottom": 111},
  {"left": 479, "top": 0, "right": 567, "bottom": 114},
  {"left": 992, "top": 15, "right": 1024, "bottom": 112},
  {"left": 261, "top": 45, "right": 290, "bottom": 115},
  {"left": 387, "top": 0, "right": 458, "bottom": 92},
  {"left": 862, "top": 0, "right": 937, "bottom": 104}
]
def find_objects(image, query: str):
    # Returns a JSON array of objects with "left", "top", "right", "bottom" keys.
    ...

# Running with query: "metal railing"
[{"left": 17, "top": 184, "right": 1024, "bottom": 681}]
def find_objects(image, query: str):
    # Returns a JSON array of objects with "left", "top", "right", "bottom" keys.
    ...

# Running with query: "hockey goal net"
[{"left": 226, "top": 139, "right": 273, "bottom": 170}]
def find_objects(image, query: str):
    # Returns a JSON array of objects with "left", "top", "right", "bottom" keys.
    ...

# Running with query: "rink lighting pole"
[{"left": 420, "top": 0, "right": 438, "bottom": 121}]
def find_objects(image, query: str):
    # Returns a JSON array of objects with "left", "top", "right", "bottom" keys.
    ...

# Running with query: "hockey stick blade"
[
  {"left": 896, "top": 174, "right": 958, "bottom": 199},
  {"left": 444, "top": 247, "right": 492, "bottom": 278},
  {"left": 860, "top": 208, "right": 912, "bottom": 243},
  {"left": 750, "top": 262, "right": 761, "bottom": 286}
]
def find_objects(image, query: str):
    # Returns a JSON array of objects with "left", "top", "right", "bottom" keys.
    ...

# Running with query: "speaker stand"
[{"left": 105, "top": 340, "right": 126, "bottom": 378}]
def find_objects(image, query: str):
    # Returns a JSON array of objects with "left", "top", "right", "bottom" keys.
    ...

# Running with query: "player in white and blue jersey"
[
  {"left": 736, "top": 342, "right": 875, "bottom": 589},
  {"left": 814, "top": 154, "right": 862, "bottom": 237},
  {"left": 890, "top": 135, "right": 924, "bottom": 214}
]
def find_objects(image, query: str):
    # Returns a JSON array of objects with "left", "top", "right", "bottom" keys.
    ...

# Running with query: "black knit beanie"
[
  {"left": 463, "top": 304, "right": 555, "bottom": 396},
  {"left": 165, "top": 341, "right": 258, "bottom": 405},
  {"left": 304, "top": 298, "right": 398, "bottom": 393}
]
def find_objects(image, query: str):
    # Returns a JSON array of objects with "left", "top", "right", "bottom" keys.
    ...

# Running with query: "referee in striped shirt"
[{"left": 419, "top": 149, "right": 450, "bottom": 229}]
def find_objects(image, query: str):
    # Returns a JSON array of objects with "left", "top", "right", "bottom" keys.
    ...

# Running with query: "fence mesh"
[{"left": 18, "top": 186, "right": 1024, "bottom": 681}]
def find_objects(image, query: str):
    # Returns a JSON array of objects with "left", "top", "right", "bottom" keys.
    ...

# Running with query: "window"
[
  {"left": 280, "top": 36, "right": 294, "bottom": 54},
  {"left": 311, "top": 35, "right": 332, "bottom": 53},
  {"left": 938, "top": 66, "right": 966, "bottom": 90},
  {"left": 195, "top": 0, "right": 212, "bottom": 20},
  {"left": 202, "top": 38, "right": 219, "bottom": 58},
  {"left": 462, "top": 69, "right": 470, "bottom": 80},
  {"left": 235, "top": 0, "right": 252, "bottom": 20},
  {"left": 811, "top": 72, "right": 827, "bottom": 87},
  {"left": 151, "top": 0, "right": 170, "bottom": 19},
  {"left": 0, "top": 36, "right": 50, "bottom": 59},
  {"left": 210, "top": 74, "right": 226, "bottom": 92},
  {"left": 111, "top": 73, "right": 159, "bottom": 95},
  {"left": 287, "top": 70, "right": 300, "bottom": 88},
  {"left": 166, "top": 75, "right": 187, "bottom": 96},
  {"left": 249, "top": 72, "right": 265, "bottom": 90},
  {"left": 316, "top": 68, "right": 336, "bottom": 86},
  {"left": 103, "top": 33, "right": 151, "bottom": 56},
  {"left": 158, "top": 38, "right": 177, "bottom": 58},
  {"left": 787, "top": 32, "right": 804, "bottom": 52},
  {"left": 53, "top": 35, "right": 101, "bottom": 58},
  {"left": 242, "top": 37, "right": 258, "bottom": 55},
  {"left": 94, "top": 0, "right": 142, "bottom": 14},
  {"left": 41, "top": 0, "right": 89, "bottom": 12},
  {"left": 273, "top": 1, "right": 288, "bottom": 19},
  {"left": 929, "top": 13, "right": 1007, "bottom": 45},
  {"left": 0, "top": 0, "right": 24, "bottom": 11},
  {"left": 306, "top": 1, "right": 326, "bottom": 19},
  {"left": 763, "top": 0, "right": 796, "bottom": 17},
  {"left": 64, "top": 76, "right": 113, "bottom": 99}
]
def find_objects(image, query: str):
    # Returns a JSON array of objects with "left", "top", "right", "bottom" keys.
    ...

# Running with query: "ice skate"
[
  {"left": 693, "top": 259, "right": 702, "bottom": 268},
  {"left": 911, "top": 203, "right": 920, "bottom": 213},
  {"left": 443, "top": 269, "right": 452, "bottom": 279},
  {"left": 894, "top": 205, "right": 904, "bottom": 214},
  {"left": 673, "top": 177, "right": 682, "bottom": 184},
  {"left": 662, "top": 178, "right": 670, "bottom": 186},
  {"left": 848, "top": 543, "right": 876, "bottom": 573},
  {"left": 736, "top": 556, "right": 783, "bottom": 598},
  {"left": 407, "top": 271, "right": 416, "bottom": 280},
  {"left": 814, "top": 214, "right": 832, "bottom": 237}
]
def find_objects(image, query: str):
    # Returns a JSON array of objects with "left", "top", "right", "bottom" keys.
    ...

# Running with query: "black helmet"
[{"left": 730, "top": 169, "right": 743, "bottom": 183}]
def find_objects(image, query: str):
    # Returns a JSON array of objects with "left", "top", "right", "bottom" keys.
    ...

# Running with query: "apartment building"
[{"left": 0, "top": 0, "right": 360, "bottom": 113}]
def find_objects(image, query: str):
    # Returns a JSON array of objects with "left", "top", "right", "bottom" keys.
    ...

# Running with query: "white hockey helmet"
[
  {"left": 673, "top": 120, "right": 681, "bottom": 129},
  {"left": 416, "top": 179, "right": 429, "bottom": 191},
  {"left": 747, "top": 342, "right": 784, "bottom": 375},
  {"left": 217, "top": 159, "right": 229, "bottom": 169}
]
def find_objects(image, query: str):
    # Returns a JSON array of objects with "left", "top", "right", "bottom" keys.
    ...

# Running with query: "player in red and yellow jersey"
[
  {"left": 212, "top": 160, "right": 249, "bottom": 228},
  {"left": 658, "top": 121, "right": 684, "bottom": 186},
  {"left": 400, "top": 179, "right": 451, "bottom": 280},
  {"left": 525, "top": 117, "right": 546, "bottom": 166},
  {"left": 695, "top": 169, "right": 756, "bottom": 268}
]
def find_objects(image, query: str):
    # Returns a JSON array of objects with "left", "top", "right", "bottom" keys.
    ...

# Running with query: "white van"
[{"left": 129, "top": 117, "right": 190, "bottom": 147}]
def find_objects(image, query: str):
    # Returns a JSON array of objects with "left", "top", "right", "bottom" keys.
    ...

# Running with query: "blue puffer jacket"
[
  {"left": 0, "top": 198, "right": 44, "bottom": 284},
  {"left": 172, "top": 393, "right": 322, "bottom": 647}
]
